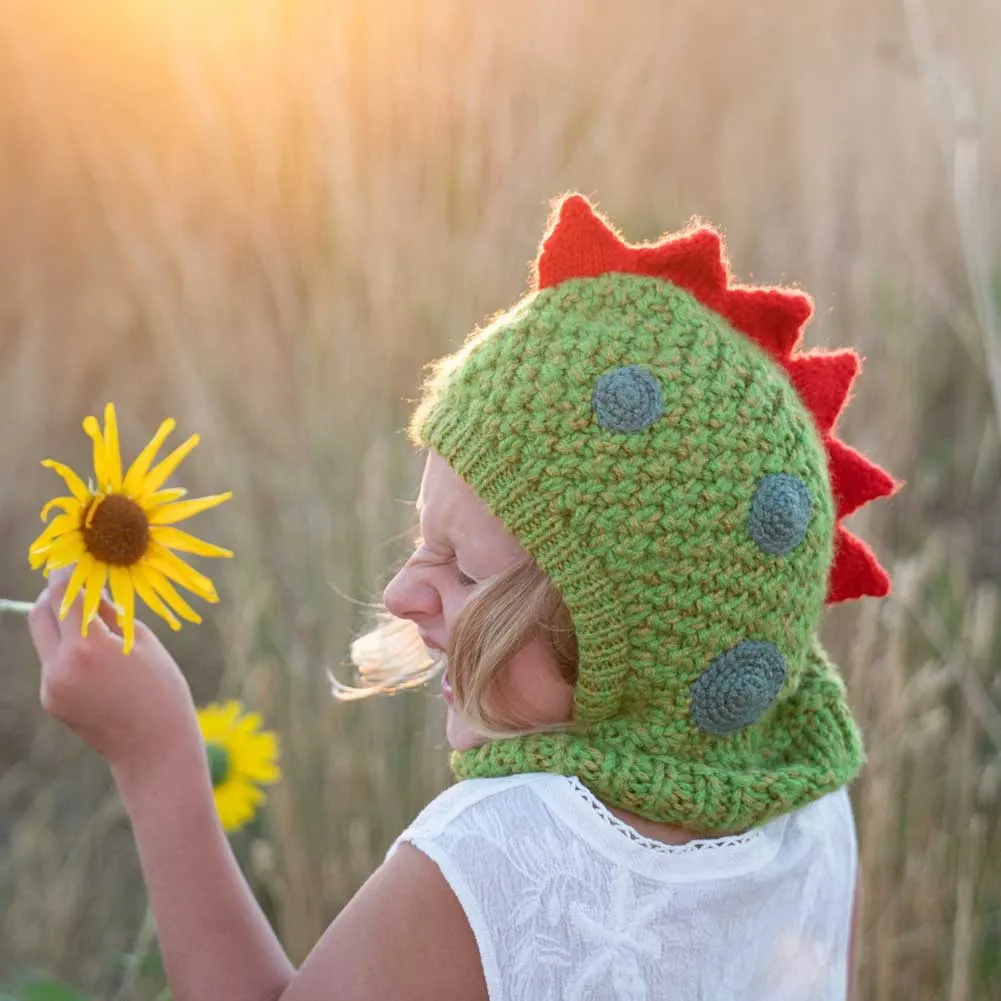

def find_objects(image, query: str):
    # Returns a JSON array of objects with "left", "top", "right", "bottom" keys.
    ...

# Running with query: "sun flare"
[{"left": 29, "top": 403, "right": 233, "bottom": 653}]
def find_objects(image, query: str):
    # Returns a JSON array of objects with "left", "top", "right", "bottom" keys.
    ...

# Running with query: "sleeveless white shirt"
[{"left": 390, "top": 772, "right": 857, "bottom": 1001}]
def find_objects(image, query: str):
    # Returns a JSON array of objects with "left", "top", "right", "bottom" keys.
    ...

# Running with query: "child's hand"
[{"left": 27, "top": 567, "right": 201, "bottom": 779}]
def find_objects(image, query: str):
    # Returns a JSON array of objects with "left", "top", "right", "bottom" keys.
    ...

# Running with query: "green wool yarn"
[{"left": 410, "top": 204, "right": 877, "bottom": 834}]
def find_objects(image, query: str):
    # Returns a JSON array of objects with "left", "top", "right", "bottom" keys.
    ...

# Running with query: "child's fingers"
[
  {"left": 47, "top": 566, "right": 121, "bottom": 644},
  {"left": 27, "top": 587, "right": 61, "bottom": 662},
  {"left": 91, "top": 589, "right": 123, "bottom": 636},
  {"left": 101, "top": 601, "right": 124, "bottom": 637},
  {"left": 46, "top": 566, "right": 81, "bottom": 635}
]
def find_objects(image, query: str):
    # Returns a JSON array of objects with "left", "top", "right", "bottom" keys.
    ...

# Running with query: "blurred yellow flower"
[
  {"left": 29, "top": 402, "right": 233, "bottom": 653},
  {"left": 197, "top": 701, "right": 281, "bottom": 834}
]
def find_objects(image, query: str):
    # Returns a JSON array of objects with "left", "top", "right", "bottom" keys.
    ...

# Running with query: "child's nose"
[{"left": 383, "top": 563, "right": 440, "bottom": 621}]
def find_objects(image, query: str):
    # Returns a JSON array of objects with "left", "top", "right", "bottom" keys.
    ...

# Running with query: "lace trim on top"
[{"left": 564, "top": 776, "right": 762, "bottom": 856}]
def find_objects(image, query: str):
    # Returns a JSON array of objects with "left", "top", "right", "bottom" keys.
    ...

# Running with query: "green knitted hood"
[{"left": 410, "top": 194, "right": 895, "bottom": 834}]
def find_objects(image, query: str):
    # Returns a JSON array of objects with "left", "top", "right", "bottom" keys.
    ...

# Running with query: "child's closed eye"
[{"left": 412, "top": 538, "right": 477, "bottom": 587}]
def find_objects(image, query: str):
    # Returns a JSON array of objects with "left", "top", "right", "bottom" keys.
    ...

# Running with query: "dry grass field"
[{"left": 0, "top": 1, "right": 998, "bottom": 998}]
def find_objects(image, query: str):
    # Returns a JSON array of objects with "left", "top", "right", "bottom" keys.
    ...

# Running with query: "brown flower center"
[{"left": 82, "top": 494, "right": 150, "bottom": 566}]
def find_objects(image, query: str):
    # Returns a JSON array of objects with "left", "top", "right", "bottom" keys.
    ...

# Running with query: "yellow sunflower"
[
  {"left": 29, "top": 402, "right": 233, "bottom": 654},
  {"left": 197, "top": 701, "right": 281, "bottom": 833}
]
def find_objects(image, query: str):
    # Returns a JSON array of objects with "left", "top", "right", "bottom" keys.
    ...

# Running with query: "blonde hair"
[{"left": 330, "top": 558, "right": 579, "bottom": 740}]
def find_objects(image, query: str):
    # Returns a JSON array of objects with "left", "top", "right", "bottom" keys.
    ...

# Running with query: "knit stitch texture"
[{"left": 409, "top": 195, "right": 895, "bottom": 833}]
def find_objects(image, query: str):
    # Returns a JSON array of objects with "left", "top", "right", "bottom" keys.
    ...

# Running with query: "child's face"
[{"left": 382, "top": 451, "right": 574, "bottom": 751}]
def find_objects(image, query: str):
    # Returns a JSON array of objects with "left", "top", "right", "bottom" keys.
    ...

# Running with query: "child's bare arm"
[
  {"left": 112, "top": 740, "right": 295, "bottom": 1001},
  {"left": 117, "top": 753, "right": 484, "bottom": 1001},
  {"left": 29, "top": 573, "right": 295, "bottom": 1001},
  {"left": 281, "top": 844, "right": 487, "bottom": 1001}
]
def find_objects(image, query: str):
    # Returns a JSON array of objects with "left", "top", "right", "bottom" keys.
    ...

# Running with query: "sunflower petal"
[
  {"left": 245, "top": 783, "right": 265, "bottom": 808},
  {"left": 150, "top": 525, "right": 234, "bottom": 559},
  {"left": 220, "top": 701, "right": 242, "bottom": 727},
  {"left": 140, "top": 433, "right": 200, "bottom": 496},
  {"left": 242, "top": 760, "right": 281, "bottom": 785},
  {"left": 139, "top": 487, "right": 187, "bottom": 513},
  {"left": 215, "top": 782, "right": 258, "bottom": 833},
  {"left": 80, "top": 561, "right": 108, "bottom": 638},
  {"left": 239, "top": 735, "right": 281, "bottom": 784},
  {"left": 108, "top": 565, "right": 136, "bottom": 654},
  {"left": 41, "top": 461, "right": 90, "bottom": 504},
  {"left": 131, "top": 565, "right": 180, "bottom": 631},
  {"left": 41, "top": 535, "right": 86, "bottom": 575},
  {"left": 234, "top": 711, "right": 264, "bottom": 735},
  {"left": 40, "top": 496, "right": 82, "bottom": 522},
  {"left": 30, "top": 514, "right": 78, "bottom": 554},
  {"left": 229, "top": 777, "right": 265, "bottom": 811},
  {"left": 123, "top": 418, "right": 176, "bottom": 495},
  {"left": 142, "top": 564, "right": 202, "bottom": 623},
  {"left": 82, "top": 416, "right": 110, "bottom": 492},
  {"left": 213, "top": 787, "right": 238, "bottom": 832},
  {"left": 149, "top": 492, "right": 233, "bottom": 526},
  {"left": 146, "top": 544, "right": 219, "bottom": 603},
  {"left": 59, "top": 554, "right": 95, "bottom": 619},
  {"left": 102, "top": 403, "right": 123, "bottom": 492},
  {"left": 31, "top": 529, "right": 75, "bottom": 568},
  {"left": 196, "top": 705, "right": 225, "bottom": 741}
]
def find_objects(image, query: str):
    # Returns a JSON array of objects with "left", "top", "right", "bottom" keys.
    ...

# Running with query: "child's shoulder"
[{"left": 390, "top": 772, "right": 562, "bottom": 848}]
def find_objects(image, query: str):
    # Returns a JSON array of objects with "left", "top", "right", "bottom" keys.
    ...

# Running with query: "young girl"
[{"left": 28, "top": 194, "right": 895, "bottom": 1000}]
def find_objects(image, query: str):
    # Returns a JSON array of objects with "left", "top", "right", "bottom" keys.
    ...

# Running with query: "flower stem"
[{"left": 0, "top": 598, "right": 33, "bottom": 614}]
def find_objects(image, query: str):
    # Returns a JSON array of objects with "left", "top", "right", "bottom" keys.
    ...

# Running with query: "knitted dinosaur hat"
[{"left": 410, "top": 194, "right": 896, "bottom": 834}]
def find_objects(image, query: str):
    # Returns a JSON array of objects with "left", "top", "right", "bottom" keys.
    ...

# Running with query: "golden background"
[{"left": 0, "top": 2, "right": 998, "bottom": 998}]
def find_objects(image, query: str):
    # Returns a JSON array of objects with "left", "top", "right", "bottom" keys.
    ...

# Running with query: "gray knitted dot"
[
  {"left": 592, "top": 365, "right": 664, "bottom": 433},
  {"left": 690, "top": 640, "right": 787, "bottom": 736},
  {"left": 748, "top": 473, "right": 812, "bottom": 555}
]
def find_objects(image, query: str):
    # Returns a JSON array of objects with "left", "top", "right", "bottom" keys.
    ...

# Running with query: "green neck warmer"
[{"left": 410, "top": 194, "right": 896, "bottom": 834}]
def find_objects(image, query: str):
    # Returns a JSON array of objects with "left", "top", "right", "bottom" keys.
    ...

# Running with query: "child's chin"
[{"left": 445, "top": 707, "right": 486, "bottom": 752}]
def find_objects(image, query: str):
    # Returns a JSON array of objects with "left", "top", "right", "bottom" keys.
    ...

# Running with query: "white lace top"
[{"left": 390, "top": 772, "right": 857, "bottom": 1001}]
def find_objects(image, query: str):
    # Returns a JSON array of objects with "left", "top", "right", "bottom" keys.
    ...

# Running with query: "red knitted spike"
[
  {"left": 785, "top": 350, "right": 859, "bottom": 434},
  {"left": 829, "top": 526, "right": 891, "bottom": 601},
  {"left": 828, "top": 438, "right": 898, "bottom": 519},
  {"left": 532, "top": 193, "right": 896, "bottom": 603},
  {"left": 537, "top": 195, "right": 632, "bottom": 289},
  {"left": 635, "top": 228, "right": 728, "bottom": 308},
  {"left": 719, "top": 287, "right": 812, "bottom": 361}
]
